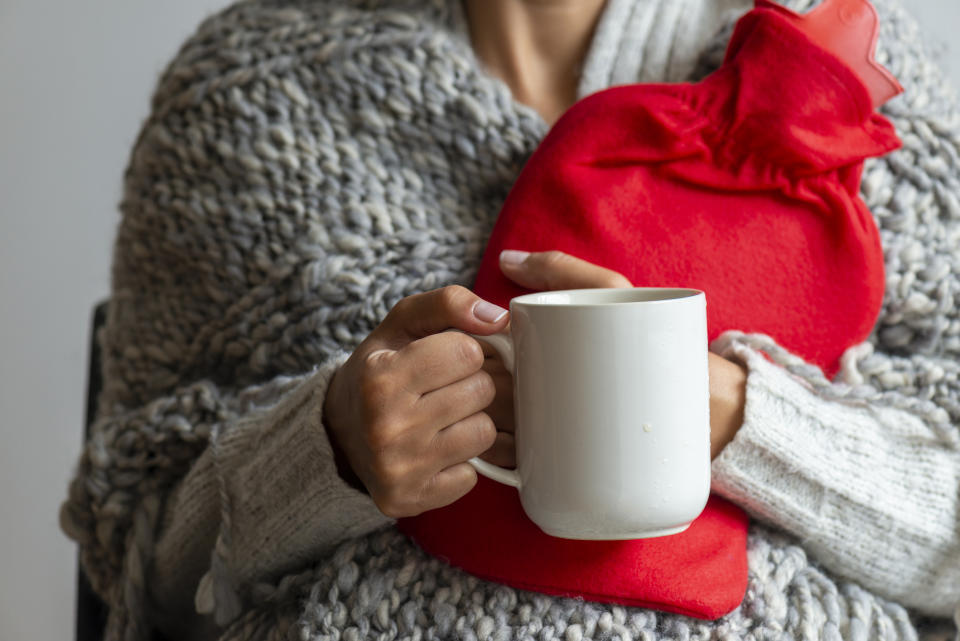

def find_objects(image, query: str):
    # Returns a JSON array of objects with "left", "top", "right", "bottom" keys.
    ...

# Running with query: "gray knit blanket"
[{"left": 61, "top": 0, "right": 960, "bottom": 639}]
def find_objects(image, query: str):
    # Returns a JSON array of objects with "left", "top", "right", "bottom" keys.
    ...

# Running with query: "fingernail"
[
  {"left": 473, "top": 300, "right": 508, "bottom": 323},
  {"left": 500, "top": 250, "right": 530, "bottom": 266}
]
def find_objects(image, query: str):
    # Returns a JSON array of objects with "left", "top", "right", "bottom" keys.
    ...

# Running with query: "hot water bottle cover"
[{"left": 398, "top": 0, "right": 901, "bottom": 620}]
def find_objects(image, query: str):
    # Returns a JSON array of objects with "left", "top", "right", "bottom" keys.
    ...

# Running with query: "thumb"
[{"left": 382, "top": 285, "right": 509, "bottom": 343}]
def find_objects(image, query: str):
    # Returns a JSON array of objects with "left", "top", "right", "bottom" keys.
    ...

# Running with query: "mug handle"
[{"left": 462, "top": 331, "right": 522, "bottom": 489}]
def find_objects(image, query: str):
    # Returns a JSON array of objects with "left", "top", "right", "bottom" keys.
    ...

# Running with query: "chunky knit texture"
[{"left": 60, "top": 0, "right": 960, "bottom": 639}]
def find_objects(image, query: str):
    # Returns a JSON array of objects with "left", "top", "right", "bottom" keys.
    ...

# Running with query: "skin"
[
  {"left": 324, "top": 251, "right": 748, "bottom": 517},
  {"left": 463, "top": 0, "right": 608, "bottom": 125}
]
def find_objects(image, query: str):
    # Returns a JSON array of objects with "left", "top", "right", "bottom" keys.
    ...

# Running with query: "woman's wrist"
[
  {"left": 321, "top": 369, "right": 368, "bottom": 493},
  {"left": 322, "top": 415, "right": 367, "bottom": 493}
]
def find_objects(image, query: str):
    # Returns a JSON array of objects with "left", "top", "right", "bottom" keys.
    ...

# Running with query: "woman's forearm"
[
  {"left": 148, "top": 357, "right": 393, "bottom": 636},
  {"left": 711, "top": 333, "right": 960, "bottom": 617}
]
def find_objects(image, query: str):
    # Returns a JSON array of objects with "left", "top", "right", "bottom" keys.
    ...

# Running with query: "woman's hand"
[
  {"left": 323, "top": 285, "right": 510, "bottom": 518},
  {"left": 497, "top": 249, "right": 747, "bottom": 461},
  {"left": 708, "top": 353, "right": 746, "bottom": 459}
]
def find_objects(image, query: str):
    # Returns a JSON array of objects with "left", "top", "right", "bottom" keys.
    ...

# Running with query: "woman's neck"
[{"left": 463, "top": 0, "right": 607, "bottom": 125}]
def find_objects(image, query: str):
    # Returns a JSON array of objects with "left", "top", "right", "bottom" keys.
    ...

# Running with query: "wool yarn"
[{"left": 60, "top": 0, "right": 960, "bottom": 639}]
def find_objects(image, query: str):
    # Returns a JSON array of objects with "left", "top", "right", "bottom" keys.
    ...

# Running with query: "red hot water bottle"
[{"left": 398, "top": 0, "right": 901, "bottom": 620}]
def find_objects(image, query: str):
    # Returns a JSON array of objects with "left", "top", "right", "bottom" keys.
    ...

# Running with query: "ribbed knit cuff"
[
  {"left": 710, "top": 337, "right": 960, "bottom": 617},
  {"left": 710, "top": 345, "right": 841, "bottom": 536},
  {"left": 196, "top": 353, "right": 393, "bottom": 623}
]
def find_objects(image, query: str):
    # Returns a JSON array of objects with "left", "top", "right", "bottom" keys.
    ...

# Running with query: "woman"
[{"left": 61, "top": 0, "right": 960, "bottom": 639}]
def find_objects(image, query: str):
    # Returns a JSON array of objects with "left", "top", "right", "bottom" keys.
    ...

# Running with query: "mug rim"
[{"left": 510, "top": 287, "right": 704, "bottom": 308}]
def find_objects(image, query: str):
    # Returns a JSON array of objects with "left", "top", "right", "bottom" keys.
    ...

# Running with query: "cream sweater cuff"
[
  {"left": 196, "top": 354, "right": 393, "bottom": 623},
  {"left": 711, "top": 338, "right": 960, "bottom": 617}
]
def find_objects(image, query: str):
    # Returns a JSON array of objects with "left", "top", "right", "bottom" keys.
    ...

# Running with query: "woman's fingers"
[
  {"left": 477, "top": 431, "right": 516, "bottom": 468},
  {"left": 481, "top": 355, "right": 514, "bottom": 434},
  {"left": 416, "top": 370, "right": 497, "bottom": 432},
  {"left": 416, "top": 462, "right": 479, "bottom": 512},
  {"left": 396, "top": 330, "right": 486, "bottom": 394},
  {"left": 430, "top": 411, "right": 498, "bottom": 469},
  {"left": 380, "top": 284, "right": 509, "bottom": 346},
  {"left": 499, "top": 250, "right": 632, "bottom": 291}
]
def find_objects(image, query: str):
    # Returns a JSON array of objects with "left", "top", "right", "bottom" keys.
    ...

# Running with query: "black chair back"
[{"left": 76, "top": 302, "right": 109, "bottom": 641}]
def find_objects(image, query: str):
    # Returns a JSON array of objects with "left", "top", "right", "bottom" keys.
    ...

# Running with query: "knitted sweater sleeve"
[
  {"left": 62, "top": 358, "right": 392, "bottom": 640},
  {"left": 710, "top": 1, "right": 960, "bottom": 618},
  {"left": 152, "top": 360, "right": 393, "bottom": 636},
  {"left": 710, "top": 334, "right": 960, "bottom": 617}
]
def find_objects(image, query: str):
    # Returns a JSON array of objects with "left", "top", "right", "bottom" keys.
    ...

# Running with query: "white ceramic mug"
[{"left": 466, "top": 287, "right": 710, "bottom": 540}]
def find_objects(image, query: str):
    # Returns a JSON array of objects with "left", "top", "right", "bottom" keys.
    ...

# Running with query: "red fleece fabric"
[{"left": 398, "top": 3, "right": 900, "bottom": 620}]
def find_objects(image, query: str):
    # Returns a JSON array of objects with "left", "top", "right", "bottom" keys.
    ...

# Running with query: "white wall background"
[
  {"left": 0, "top": 2, "right": 231, "bottom": 640},
  {"left": 0, "top": 1, "right": 958, "bottom": 640}
]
